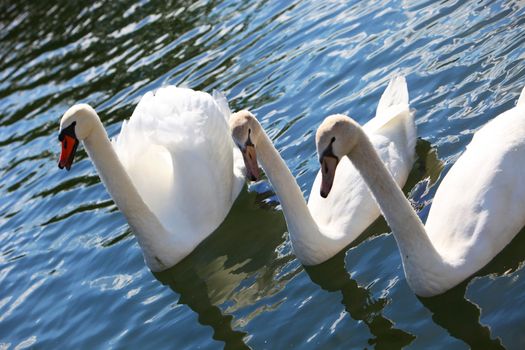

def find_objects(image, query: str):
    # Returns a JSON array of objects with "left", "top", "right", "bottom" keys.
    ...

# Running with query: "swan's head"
[
  {"left": 58, "top": 104, "right": 98, "bottom": 170},
  {"left": 230, "top": 110, "right": 261, "bottom": 181},
  {"left": 316, "top": 114, "right": 361, "bottom": 198}
]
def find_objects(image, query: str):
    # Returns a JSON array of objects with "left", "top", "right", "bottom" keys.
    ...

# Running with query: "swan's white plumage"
[
  {"left": 303, "top": 77, "right": 416, "bottom": 263},
  {"left": 111, "top": 86, "right": 244, "bottom": 263},
  {"left": 424, "top": 96, "right": 525, "bottom": 276}
]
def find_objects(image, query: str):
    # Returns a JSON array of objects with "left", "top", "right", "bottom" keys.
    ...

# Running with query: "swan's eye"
[
  {"left": 58, "top": 121, "right": 77, "bottom": 142},
  {"left": 331, "top": 137, "right": 335, "bottom": 143}
]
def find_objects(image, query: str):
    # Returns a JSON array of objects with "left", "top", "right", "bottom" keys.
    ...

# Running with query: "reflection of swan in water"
[
  {"left": 153, "top": 191, "right": 288, "bottom": 349},
  {"left": 305, "top": 250, "right": 415, "bottom": 349},
  {"left": 146, "top": 141, "right": 434, "bottom": 349}
]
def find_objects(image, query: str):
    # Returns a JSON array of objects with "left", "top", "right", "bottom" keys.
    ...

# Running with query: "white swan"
[
  {"left": 230, "top": 77, "right": 416, "bottom": 265},
  {"left": 58, "top": 87, "right": 245, "bottom": 271},
  {"left": 316, "top": 86, "right": 525, "bottom": 296}
]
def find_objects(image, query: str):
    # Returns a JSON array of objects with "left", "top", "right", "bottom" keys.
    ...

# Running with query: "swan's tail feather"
[
  {"left": 517, "top": 85, "right": 525, "bottom": 107},
  {"left": 365, "top": 75, "right": 412, "bottom": 134},
  {"left": 376, "top": 75, "right": 408, "bottom": 116},
  {"left": 364, "top": 76, "right": 416, "bottom": 162}
]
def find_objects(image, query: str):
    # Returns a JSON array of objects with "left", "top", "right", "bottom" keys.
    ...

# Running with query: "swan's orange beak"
[
  {"left": 320, "top": 155, "right": 338, "bottom": 198},
  {"left": 58, "top": 132, "right": 79, "bottom": 171},
  {"left": 241, "top": 144, "right": 260, "bottom": 181}
]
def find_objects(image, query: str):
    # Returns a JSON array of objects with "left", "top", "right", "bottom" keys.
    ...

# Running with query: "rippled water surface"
[{"left": 2, "top": 0, "right": 525, "bottom": 348}]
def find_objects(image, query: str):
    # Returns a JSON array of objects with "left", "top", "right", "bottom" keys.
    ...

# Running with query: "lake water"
[{"left": 1, "top": 0, "right": 525, "bottom": 348}]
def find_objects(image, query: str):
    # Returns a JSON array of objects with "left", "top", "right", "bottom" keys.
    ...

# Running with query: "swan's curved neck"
[
  {"left": 349, "top": 129, "right": 451, "bottom": 296},
  {"left": 82, "top": 114, "right": 176, "bottom": 271},
  {"left": 256, "top": 130, "right": 324, "bottom": 263}
]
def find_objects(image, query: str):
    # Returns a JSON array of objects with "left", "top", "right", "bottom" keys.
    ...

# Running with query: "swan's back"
[
  {"left": 308, "top": 77, "right": 416, "bottom": 252},
  {"left": 426, "top": 91, "right": 525, "bottom": 270},
  {"left": 112, "top": 87, "right": 244, "bottom": 245}
]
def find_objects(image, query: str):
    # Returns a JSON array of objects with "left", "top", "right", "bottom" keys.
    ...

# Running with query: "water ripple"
[{"left": 1, "top": 0, "right": 525, "bottom": 348}]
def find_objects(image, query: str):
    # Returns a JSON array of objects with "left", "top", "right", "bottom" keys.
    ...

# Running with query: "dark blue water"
[{"left": 1, "top": 0, "right": 525, "bottom": 348}]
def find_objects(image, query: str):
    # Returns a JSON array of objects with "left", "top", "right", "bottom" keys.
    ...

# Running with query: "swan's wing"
[
  {"left": 308, "top": 76, "right": 416, "bottom": 242},
  {"left": 425, "top": 103, "right": 525, "bottom": 267},
  {"left": 112, "top": 86, "right": 242, "bottom": 241},
  {"left": 364, "top": 75, "right": 416, "bottom": 160},
  {"left": 376, "top": 76, "right": 409, "bottom": 116}
]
